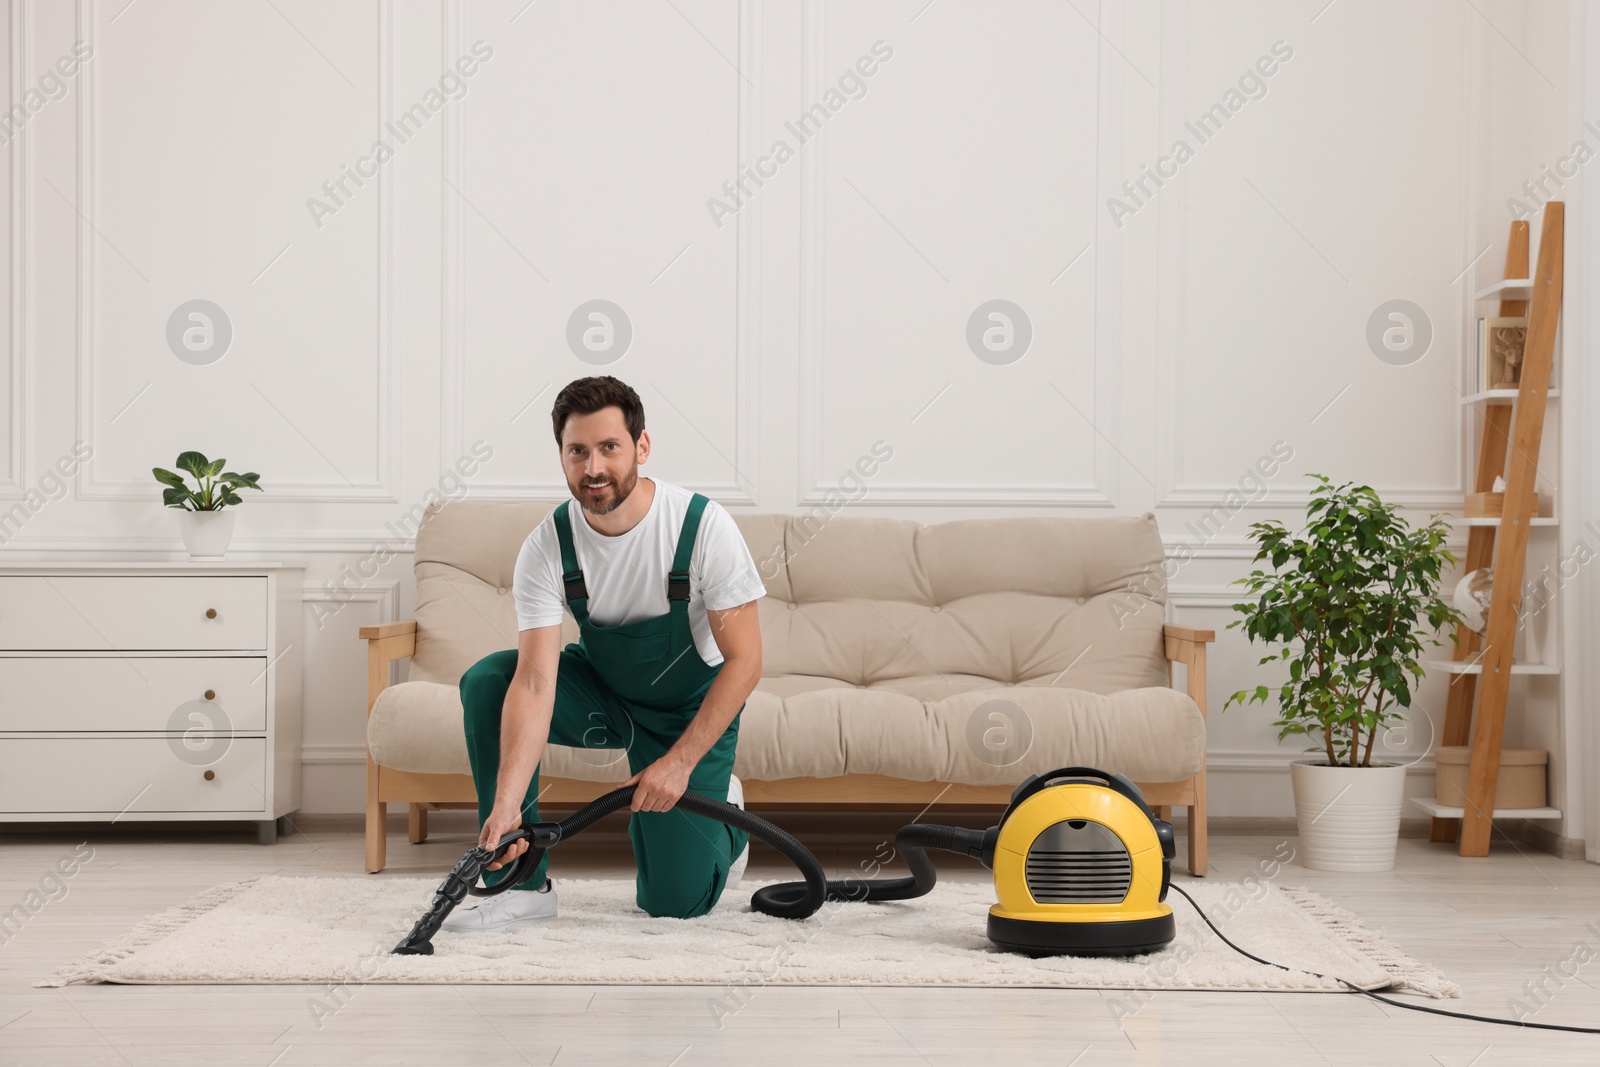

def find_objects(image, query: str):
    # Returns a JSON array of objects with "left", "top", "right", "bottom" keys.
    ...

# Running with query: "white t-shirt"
[{"left": 512, "top": 477, "right": 767, "bottom": 668}]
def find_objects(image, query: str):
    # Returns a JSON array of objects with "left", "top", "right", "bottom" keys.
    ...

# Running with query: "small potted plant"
[
  {"left": 152, "top": 452, "right": 263, "bottom": 560},
  {"left": 1223, "top": 473, "right": 1465, "bottom": 872}
]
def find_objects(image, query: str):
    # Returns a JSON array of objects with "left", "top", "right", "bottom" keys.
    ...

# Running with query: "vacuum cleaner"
[{"left": 393, "top": 765, "right": 1174, "bottom": 958}]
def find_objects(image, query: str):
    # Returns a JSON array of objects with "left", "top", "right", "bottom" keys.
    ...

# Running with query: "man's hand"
[
  {"left": 480, "top": 801, "right": 528, "bottom": 871},
  {"left": 622, "top": 752, "right": 695, "bottom": 813}
]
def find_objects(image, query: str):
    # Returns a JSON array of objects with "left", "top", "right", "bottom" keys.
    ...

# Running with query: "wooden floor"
[{"left": 1, "top": 822, "right": 1598, "bottom": 1066}]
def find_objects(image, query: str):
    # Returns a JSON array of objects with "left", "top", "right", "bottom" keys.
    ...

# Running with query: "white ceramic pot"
[
  {"left": 1290, "top": 759, "right": 1408, "bottom": 872},
  {"left": 178, "top": 509, "right": 236, "bottom": 560}
]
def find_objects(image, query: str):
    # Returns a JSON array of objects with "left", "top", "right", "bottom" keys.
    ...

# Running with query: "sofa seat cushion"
[
  {"left": 736, "top": 679, "right": 1203, "bottom": 785},
  {"left": 369, "top": 675, "right": 1205, "bottom": 787}
]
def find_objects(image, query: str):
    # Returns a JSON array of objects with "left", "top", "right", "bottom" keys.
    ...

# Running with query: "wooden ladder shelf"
[{"left": 1429, "top": 203, "right": 1563, "bottom": 857}]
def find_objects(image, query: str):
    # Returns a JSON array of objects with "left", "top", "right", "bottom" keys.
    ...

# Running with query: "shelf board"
[
  {"left": 1410, "top": 797, "right": 1561, "bottom": 820},
  {"left": 1426, "top": 659, "right": 1560, "bottom": 675},
  {"left": 1459, "top": 387, "right": 1559, "bottom": 405},
  {"left": 1457, "top": 516, "right": 1559, "bottom": 526},
  {"left": 1472, "top": 278, "right": 1533, "bottom": 301}
]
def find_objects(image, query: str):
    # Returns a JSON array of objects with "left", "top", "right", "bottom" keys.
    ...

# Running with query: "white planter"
[
  {"left": 1290, "top": 759, "right": 1407, "bottom": 872},
  {"left": 178, "top": 509, "right": 236, "bottom": 560}
]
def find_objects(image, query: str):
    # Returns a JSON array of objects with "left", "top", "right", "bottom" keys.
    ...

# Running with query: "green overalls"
[{"left": 459, "top": 492, "right": 750, "bottom": 919}]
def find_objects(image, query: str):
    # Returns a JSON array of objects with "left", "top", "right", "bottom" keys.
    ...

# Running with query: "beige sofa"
[{"left": 361, "top": 500, "right": 1213, "bottom": 876}]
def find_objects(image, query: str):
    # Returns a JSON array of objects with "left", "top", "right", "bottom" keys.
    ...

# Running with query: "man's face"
[{"left": 560, "top": 406, "right": 642, "bottom": 516}]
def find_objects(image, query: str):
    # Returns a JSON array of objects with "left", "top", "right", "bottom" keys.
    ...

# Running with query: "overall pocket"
[{"left": 585, "top": 630, "right": 670, "bottom": 670}]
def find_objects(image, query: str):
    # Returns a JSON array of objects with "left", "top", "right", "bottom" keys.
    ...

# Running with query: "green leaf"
[
  {"left": 175, "top": 452, "right": 210, "bottom": 478},
  {"left": 152, "top": 468, "right": 187, "bottom": 490}
]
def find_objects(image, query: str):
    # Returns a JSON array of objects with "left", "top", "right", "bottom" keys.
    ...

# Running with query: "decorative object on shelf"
[
  {"left": 152, "top": 451, "right": 263, "bottom": 560},
  {"left": 1434, "top": 746, "right": 1546, "bottom": 810},
  {"left": 1463, "top": 476, "right": 1506, "bottom": 519},
  {"left": 1224, "top": 473, "right": 1465, "bottom": 872},
  {"left": 1474, "top": 315, "right": 1527, "bottom": 390},
  {"left": 1451, "top": 567, "right": 1494, "bottom": 635},
  {"left": 1440, "top": 563, "right": 1536, "bottom": 681}
]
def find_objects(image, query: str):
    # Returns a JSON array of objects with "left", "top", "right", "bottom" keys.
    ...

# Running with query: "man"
[{"left": 445, "top": 376, "right": 765, "bottom": 929}]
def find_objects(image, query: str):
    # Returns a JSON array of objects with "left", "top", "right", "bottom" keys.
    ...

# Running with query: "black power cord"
[{"left": 1168, "top": 883, "right": 1600, "bottom": 1035}]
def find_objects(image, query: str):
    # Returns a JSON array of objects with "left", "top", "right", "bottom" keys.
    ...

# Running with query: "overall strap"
[
  {"left": 552, "top": 501, "right": 590, "bottom": 625},
  {"left": 668, "top": 494, "right": 710, "bottom": 610}
]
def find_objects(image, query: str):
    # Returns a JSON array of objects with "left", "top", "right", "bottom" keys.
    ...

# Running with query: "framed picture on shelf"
[{"left": 1478, "top": 316, "right": 1527, "bottom": 390}]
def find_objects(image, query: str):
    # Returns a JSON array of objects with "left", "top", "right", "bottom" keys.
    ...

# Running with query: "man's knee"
[
  {"left": 459, "top": 649, "right": 517, "bottom": 728},
  {"left": 635, "top": 820, "right": 731, "bottom": 918},
  {"left": 641, "top": 884, "right": 719, "bottom": 920}
]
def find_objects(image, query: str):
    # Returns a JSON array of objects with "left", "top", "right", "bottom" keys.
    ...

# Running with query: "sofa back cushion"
[
  {"left": 408, "top": 500, "right": 573, "bottom": 686},
  {"left": 734, "top": 511, "right": 1169, "bottom": 694},
  {"left": 406, "top": 500, "right": 1169, "bottom": 693}
]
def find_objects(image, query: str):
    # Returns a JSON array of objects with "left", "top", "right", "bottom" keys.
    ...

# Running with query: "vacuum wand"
[{"left": 392, "top": 824, "right": 559, "bottom": 956}]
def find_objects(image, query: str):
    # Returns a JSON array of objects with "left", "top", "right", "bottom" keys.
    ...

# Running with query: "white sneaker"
[
  {"left": 440, "top": 878, "right": 556, "bottom": 932},
  {"left": 725, "top": 774, "right": 749, "bottom": 890}
]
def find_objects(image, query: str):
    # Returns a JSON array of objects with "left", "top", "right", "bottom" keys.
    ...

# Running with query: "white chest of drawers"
[{"left": 0, "top": 563, "right": 303, "bottom": 843}]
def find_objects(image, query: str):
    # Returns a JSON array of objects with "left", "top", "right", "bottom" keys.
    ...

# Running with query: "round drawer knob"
[
  {"left": 205, "top": 608, "right": 218, "bottom": 619},
  {"left": 203, "top": 770, "right": 215, "bottom": 781},
  {"left": 204, "top": 690, "right": 216, "bottom": 701}
]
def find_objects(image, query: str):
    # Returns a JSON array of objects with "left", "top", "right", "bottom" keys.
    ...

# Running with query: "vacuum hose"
[
  {"left": 392, "top": 784, "right": 992, "bottom": 955},
  {"left": 751, "top": 821, "right": 995, "bottom": 912}
]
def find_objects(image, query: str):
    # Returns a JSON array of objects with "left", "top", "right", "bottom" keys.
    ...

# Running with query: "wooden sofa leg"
[
  {"left": 1187, "top": 770, "right": 1208, "bottom": 876},
  {"left": 365, "top": 755, "right": 387, "bottom": 874},
  {"left": 409, "top": 803, "right": 429, "bottom": 844}
]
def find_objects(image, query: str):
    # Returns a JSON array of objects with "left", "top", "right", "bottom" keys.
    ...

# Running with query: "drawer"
[
  {"left": 0, "top": 737, "right": 267, "bottom": 813},
  {"left": 0, "top": 657, "right": 267, "bottom": 732},
  {"left": 0, "top": 576, "right": 267, "bottom": 651}
]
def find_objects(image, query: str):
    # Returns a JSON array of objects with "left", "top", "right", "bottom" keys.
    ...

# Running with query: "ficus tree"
[{"left": 1222, "top": 473, "right": 1466, "bottom": 768}]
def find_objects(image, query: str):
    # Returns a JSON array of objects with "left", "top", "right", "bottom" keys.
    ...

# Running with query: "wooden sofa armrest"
[
  {"left": 1162, "top": 623, "right": 1214, "bottom": 717},
  {"left": 1163, "top": 622, "right": 1213, "bottom": 876},
  {"left": 360, "top": 619, "right": 417, "bottom": 715}
]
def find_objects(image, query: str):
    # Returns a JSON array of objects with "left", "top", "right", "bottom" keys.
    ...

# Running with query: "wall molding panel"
[
  {"left": 71, "top": 0, "right": 397, "bottom": 505},
  {"left": 1151, "top": 2, "right": 1470, "bottom": 514},
  {"left": 797, "top": 0, "right": 1119, "bottom": 508},
  {"left": 440, "top": 0, "right": 761, "bottom": 506}
]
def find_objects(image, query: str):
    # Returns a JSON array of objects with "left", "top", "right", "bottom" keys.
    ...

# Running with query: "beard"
[{"left": 572, "top": 464, "right": 638, "bottom": 516}]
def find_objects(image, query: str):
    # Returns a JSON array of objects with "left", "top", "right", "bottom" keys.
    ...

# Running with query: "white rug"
[{"left": 40, "top": 875, "right": 1458, "bottom": 997}]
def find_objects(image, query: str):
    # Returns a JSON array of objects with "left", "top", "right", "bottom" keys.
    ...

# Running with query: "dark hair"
[{"left": 551, "top": 376, "right": 646, "bottom": 449}]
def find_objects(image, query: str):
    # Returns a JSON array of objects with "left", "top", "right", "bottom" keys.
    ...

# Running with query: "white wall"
[{"left": 0, "top": 0, "right": 1586, "bottom": 827}]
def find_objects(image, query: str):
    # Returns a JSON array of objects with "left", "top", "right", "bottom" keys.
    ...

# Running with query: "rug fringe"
[
  {"left": 1279, "top": 885, "right": 1460, "bottom": 999},
  {"left": 35, "top": 878, "right": 260, "bottom": 988}
]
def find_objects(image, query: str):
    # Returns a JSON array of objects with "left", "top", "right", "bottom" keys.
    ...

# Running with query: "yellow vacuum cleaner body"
[{"left": 986, "top": 767, "right": 1176, "bottom": 956}]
